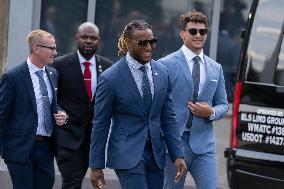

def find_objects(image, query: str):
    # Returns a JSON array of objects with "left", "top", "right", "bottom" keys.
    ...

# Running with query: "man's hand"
[
  {"left": 53, "top": 111, "right": 68, "bottom": 126},
  {"left": 90, "top": 169, "right": 105, "bottom": 189},
  {"left": 174, "top": 158, "right": 187, "bottom": 182},
  {"left": 188, "top": 102, "right": 213, "bottom": 118}
]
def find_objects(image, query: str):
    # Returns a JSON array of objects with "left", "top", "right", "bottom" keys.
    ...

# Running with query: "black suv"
[{"left": 224, "top": 0, "right": 284, "bottom": 189}]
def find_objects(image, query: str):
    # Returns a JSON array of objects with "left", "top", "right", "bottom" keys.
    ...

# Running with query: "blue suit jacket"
[
  {"left": 0, "top": 62, "right": 58, "bottom": 162},
  {"left": 89, "top": 58, "right": 184, "bottom": 170},
  {"left": 158, "top": 49, "right": 229, "bottom": 154}
]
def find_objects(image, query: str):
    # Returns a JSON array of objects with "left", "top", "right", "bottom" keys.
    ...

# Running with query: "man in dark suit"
[
  {"left": 0, "top": 29, "right": 68, "bottom": 189},
  {"left": 89, "top": 20, "right": 187, "bottom": 189},
  {"left": 51, "top": 22, "right": 113, "bottom": 189}
]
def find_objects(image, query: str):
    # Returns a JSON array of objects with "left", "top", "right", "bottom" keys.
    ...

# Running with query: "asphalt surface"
[{"left": 0, "top": 109, "right": 232, "bottom": 189}]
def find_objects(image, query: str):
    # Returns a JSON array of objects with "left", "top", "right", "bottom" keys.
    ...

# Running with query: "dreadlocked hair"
[{"left": 117, "top": 20, "right": 152, "bottom": 57}]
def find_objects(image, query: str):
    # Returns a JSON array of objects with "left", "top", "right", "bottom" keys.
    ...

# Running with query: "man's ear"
[{"left": 180, "top": 31, "right": 185, "bottom": 41}]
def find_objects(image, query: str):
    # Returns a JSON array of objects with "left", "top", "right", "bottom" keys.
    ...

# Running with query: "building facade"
[{"left": 1, "top": 0, "right": 253, "bottom": 102}]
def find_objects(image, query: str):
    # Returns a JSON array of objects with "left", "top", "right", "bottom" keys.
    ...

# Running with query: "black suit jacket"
[
  {"left": 0, "top": 62, "right": 58, "bottom": 162},
  {"left": 52, "top": 52, "right": 113, "bottom": 150}
]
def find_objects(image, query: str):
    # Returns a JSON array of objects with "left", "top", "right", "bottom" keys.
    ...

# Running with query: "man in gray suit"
[{"left": 159, "top": 10, "right": 229, "bottom": 189}]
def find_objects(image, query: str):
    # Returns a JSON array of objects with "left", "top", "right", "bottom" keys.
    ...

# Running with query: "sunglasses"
[
  {"left": 131, "top": 38, "right": 158, "bottom": 47},
  {"left": 187, "top": 28, "right": 208, "bottom": 36}
]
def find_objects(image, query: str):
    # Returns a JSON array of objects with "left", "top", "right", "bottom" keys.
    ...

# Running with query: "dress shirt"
[
  {"left": 27, "top": 58, "right": 53, "bottom": 136},
  {"left": 77, "top": 51, "right": 98, "bottom": 97},
  {"left": 126, "top": 52, "right": 154, "bottom": 97}
]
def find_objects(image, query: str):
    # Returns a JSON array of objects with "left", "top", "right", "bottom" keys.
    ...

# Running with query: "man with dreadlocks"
[{"left": 89, "top": 20, "right": 187, "bottom": 189}]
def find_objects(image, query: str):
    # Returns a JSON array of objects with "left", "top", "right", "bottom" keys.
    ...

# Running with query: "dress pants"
[
  {"left": 56, "top": 127, "right": 91, "bottom": 189},
  {"left": 163, "top": 131, "right": 216, "bottom": 189},
  {"left": 115, "top": 140, "right": 164, "bottom": 189},
  {"left": 5, "top": 139, "right": 55, "bottom": 189}
]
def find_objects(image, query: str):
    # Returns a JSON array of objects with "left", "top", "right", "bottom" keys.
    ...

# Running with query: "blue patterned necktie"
[
  {"left": 187, "top": 56, "right": 200, "bottom": 129},
  {"left": 140, "top": 66, "right": 152, "bottom": 114},
  {"left": 36, "top": 70, "right": 53, "bottom": 135}
]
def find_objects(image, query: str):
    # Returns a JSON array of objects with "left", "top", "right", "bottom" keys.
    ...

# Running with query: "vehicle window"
[{"left": 245, "top": 0, "right": 284, "bottom": 85}]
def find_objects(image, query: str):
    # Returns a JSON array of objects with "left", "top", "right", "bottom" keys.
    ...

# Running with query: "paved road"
[{"left": 0, "top": 109, "right": 232, "bottom": 189}]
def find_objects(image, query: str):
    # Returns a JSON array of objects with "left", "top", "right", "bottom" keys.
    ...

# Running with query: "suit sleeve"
[
  {"left": 0, "top": 73, "right": 14, "bottom": 135},
  {"left": 212, "top": 66, "right": 229, "bottom": 120},
  {"left": 161, "top": 73, "right": 184, "bottom": 161},
  {"left": 89, "top": 74, "right": 114, "bottom": 169}
]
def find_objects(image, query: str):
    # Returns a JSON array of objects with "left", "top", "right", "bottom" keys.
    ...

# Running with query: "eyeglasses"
[
  {"left": 37, "top": 45, "right": 57, "bottom": 52},
  {"left": 187, "top": 28, "right": 208, "bottom": 36},
  {"left": 130, "top": 38, "right": 158, "bottom": 47}
]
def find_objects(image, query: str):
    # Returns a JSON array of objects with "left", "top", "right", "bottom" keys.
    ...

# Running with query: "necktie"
[
  {"left": 140, "top": 66, "right": 152, "bottom": 114},
  {"left": 187, "top": 56, "right": 200, "bottom": 129},
  {"left": 36, "top": 70, "right": 53, "bottom": 135},
  {"left": 83, "top": 62, "right": 92, "bottom": 101}
]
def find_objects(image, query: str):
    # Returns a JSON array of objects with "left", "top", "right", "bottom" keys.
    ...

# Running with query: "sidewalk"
[{"left": 0, "top": 158, "right": 228, "bottom": 189}]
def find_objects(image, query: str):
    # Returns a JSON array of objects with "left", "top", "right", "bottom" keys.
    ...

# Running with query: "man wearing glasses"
[
  {"left": 159, "top": 11, "right": 229, "bottom": 189},
  {"left": 0, "top": 29, "right": 68, "bottom": 189}
]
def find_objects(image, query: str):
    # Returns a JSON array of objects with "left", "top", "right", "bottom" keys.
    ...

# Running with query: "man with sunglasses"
[
  {"left": 158, "top": 10, "right": 228, "bottom": 189},
  {"left": 89, "top": 20, "right": 187, "bottom": 189}
]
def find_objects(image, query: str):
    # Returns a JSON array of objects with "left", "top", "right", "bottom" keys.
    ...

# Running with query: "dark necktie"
[
  {"left": 36, "top": 70, "right": 53, "bottom": 135},
  {"left": 83, "top": 62, "right": 92, "bottom": 101},
  {"left": 140, "top": 66, "right": 152, "bottom": 114},
  {"left": 187, "top": 56, "right": 200, "bottom": 129}
]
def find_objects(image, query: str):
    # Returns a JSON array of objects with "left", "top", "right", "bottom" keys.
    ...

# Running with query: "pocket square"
[{"left": 211, "top": 79, "right": 218, "bottom": 82}]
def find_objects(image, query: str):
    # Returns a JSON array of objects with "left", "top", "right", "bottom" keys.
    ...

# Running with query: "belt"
[{"left": 35, "top": 135, "right": 51, "bottom": 142}]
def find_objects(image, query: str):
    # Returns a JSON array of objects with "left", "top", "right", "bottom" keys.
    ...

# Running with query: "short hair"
[
  {"left": 27, "top": 29, "right": 54, "bottom": 53},
  {"left": 77, "top": 22, "right": 99, "bottom": 35},
  {"left": 179, "top": 10, "right": 208, "bottom": 30},
  {"left": 117, "top": 20, "right": 152, "bottom": 57}
]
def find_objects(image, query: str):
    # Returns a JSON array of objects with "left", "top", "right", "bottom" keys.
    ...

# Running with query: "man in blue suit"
[
  {"left": 0, "top": 30, "right": 68, "bottom": 189},
  {"left": 159, "top": 11, "right": 229, "bottom": 189},
  {"left": 89, "top": 20, "right": 187, "bottom": 189}
]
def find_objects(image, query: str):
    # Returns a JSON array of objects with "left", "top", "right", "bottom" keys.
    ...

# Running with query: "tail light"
[{"left": 230, "top": 81, "right": 242, "bottom": 148}]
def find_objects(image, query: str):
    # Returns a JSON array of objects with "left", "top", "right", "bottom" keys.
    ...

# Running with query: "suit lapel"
[
  {"left": 118, "top": 58, "right": 145, "bottom": 111},
  {"left": 45, "top": 66, "right": 57, "bottom": 112},
  {"left": 21, "top": 63, "right": 37, "bottom": 112},
  {"left": 198, "top": 56, "right": 213, "bottom": 99},
  {"left": 95, "top": 55, "right": 105, "bottom": 79},
  {"left": 175, "top": 49, "right": 194, "bottom": 88},
  {"left": 150, "top": 61, "right": 163, "bottom": 115}
]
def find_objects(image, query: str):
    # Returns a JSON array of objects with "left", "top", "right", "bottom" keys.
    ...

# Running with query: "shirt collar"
[
  {"left": 77, "top": 51, "right": 96, "bottom": 65},
  {"left": 27, "top": 57, "right": 46, "bottom": 74},
  {"left": 181, "top": 45, "right": 205, "bottom": 64},
  {"left": 126, "top": 52, "right": 151, "bottom": 70}
]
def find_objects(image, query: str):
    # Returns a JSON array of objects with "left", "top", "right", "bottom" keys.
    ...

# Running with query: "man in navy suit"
[
  {"left": 159, "top": 11, "right": 229, "bottom": 189},
  {"left": 89, "top": 20, "right": 187, "bottom": 189},
  {"left": 0, "top": 29, "right": 67, "bottom": 189}
]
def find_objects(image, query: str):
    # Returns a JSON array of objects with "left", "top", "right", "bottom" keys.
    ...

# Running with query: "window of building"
[
  {"left": 40, "top": 0, "right": 88, "bottom": 56},
  {"left": 95, "top": 0, "right": 213, "bottom": 62}
]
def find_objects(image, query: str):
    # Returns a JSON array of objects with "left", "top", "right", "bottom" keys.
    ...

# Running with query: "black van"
[{"left": 224, "top": 0, "right": 284, "bottom": 188}]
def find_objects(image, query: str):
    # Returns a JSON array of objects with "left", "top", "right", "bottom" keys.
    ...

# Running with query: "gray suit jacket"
[{"left": 158, "top": 49, "right": 229, "bottom": 154}]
